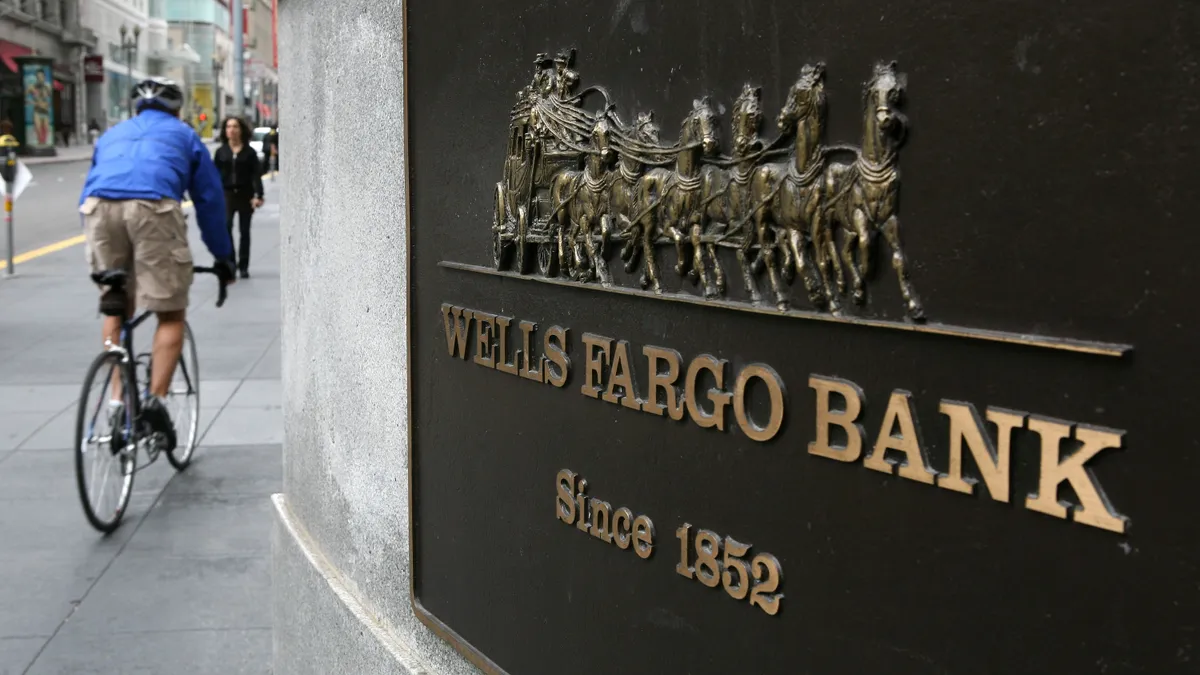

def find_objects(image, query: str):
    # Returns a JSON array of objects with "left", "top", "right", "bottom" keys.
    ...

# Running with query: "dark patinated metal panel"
[{"left": 408, "top": 1, "right": 1199, "bottom": 673}]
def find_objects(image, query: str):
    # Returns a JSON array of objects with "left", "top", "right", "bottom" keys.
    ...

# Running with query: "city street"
[
  {"left": 0, "top": 166, "right": 282, "bottom": 674},
  {"left": 3, "top": 160, "right": 95, "bottom": 261}
]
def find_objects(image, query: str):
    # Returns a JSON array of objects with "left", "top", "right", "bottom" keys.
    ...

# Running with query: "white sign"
[{"left": 4, "top": 161, "right": 32, "bottom": 201}]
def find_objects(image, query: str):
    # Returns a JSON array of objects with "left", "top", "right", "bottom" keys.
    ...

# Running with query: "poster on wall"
[{"left": 22, "top": 62, "right": 54, "bottom": 150}]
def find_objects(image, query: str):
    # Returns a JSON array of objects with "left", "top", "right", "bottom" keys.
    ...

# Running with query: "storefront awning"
[
  {"left": 0, "top": 40, "right": 31, "bottom": 74},
  {"left": 0, "top": 41, "right": 69, "bottom": 91}
]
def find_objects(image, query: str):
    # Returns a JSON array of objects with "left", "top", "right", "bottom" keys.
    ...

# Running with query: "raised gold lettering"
[
  {"left": 472, "top": 311, "right": 497, "bottom": 368},
  {"left": 612, "top": 507, "right": 633, "bottom": 549},
  {"left": 1024, "top": 418, "right": 1128, "bottom": 534},
  {"left": 440, "top": 304, "right": 472, "bottom": 359},
  {"left": 602, "top": 340, "right": 641, "bottom": 410},
  {"left": 580, "top": 333, "right": 611, "bottom": 399},
  {"left": 574, "top": 477, "right": 590, "bottom": 533},
  {"left": 555, "top": 469, "right": 576, "bottom": 525},
  {"left": 589, "top": 499, "right": 613, "bottom": 543},
  {"left": 864, "top": 390, "right": 935, "bottom": 484},
  {"left": 937, "top": 402, "right": 1025, "bottom": 502},
  {"left": 557, "top": 472, "right": 650, "bottom": 557},
  {"left": 543, "top": 326, "right": 570, "bottom": 388},
  {"left": 808, "top": 375, "right": 865, "bottom": 462},
  {"left": 494, "top": 315, "right": 519, "bottom": 376},
  {"left": 633, "top": 515, "right": 655, "bottom": 560},
  {"left": 519, "top": 320, "right": 543, "bottom": 382},
  {"left": 641, "top": 345, "right": 685, "bottom": 421},
  {"left": 733, "top": 364, "right": 786, "bottom": 442},
  {"left": 684, "top": 355, "right": 731, "bottom": 430}
]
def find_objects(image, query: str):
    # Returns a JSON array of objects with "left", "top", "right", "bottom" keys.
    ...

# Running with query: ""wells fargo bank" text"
[{"left": 441, "top": 302, "right": 1129, "bottom": 534}]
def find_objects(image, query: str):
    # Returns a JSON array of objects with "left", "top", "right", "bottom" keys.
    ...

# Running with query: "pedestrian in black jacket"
[
  {"left": 213, "top": 116, "right": 264, "bottom": 278},
  {"left": 267, "top": 123, "right": 279, "bottom": 173}
]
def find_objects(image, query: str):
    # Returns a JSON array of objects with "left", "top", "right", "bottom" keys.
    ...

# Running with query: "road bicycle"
[{"left": 74, "top": 266, "right": 228, "bottom": 533}]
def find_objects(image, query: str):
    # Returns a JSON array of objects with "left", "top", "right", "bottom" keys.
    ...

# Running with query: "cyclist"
[{"left": 79, "top": 77, "right": 236, "bottom": 451}]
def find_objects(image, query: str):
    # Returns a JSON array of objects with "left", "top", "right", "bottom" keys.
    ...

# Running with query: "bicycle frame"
[{"left": 98, "top": 309, "right": 153, "bottom": 451}]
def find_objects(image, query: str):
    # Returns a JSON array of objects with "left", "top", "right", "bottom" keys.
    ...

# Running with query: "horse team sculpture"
[{"left": 491, "top": 50, "right": 925, "bottom": 321}]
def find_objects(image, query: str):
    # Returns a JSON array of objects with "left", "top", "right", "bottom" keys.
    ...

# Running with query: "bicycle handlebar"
[{"left": 192, "top": 266, "right": 229, "bottom": 308}]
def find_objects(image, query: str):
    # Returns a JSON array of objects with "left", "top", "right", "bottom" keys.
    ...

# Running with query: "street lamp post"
[
  {"left": 213, "top": 55, "right": 224, "bottom": 122},
  {"left": 118, "top": 24, "right": 141, "bottom": 118}
]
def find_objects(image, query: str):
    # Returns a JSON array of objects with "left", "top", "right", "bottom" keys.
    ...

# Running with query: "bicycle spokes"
[{"left": 76, "top": 354, "right": 135, "bottom": 532}]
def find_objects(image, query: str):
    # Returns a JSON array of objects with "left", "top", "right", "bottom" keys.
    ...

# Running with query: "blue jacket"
[{"left": 80, "top": 109, "right": 232, "bottom": 261}]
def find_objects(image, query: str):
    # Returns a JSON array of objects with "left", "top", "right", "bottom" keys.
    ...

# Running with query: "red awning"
[{"left": 0, "top": 40, "right": 32, "bottom": 74}]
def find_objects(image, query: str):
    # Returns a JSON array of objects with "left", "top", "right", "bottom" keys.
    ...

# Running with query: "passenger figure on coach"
[{"left": 213, "top": 116, "right": 264, "bottom": 279}]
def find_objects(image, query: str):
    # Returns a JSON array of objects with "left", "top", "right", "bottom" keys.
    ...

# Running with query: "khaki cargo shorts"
[{"left": 81, "top": 196, "right": 194, "bottom": 313}]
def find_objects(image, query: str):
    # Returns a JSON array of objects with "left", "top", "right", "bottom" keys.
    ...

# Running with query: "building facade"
[
  {"left": 15, "top": 0, "right": 275, "bottom": 141},
  {"left": 71, "top": 0, "right": 230, "bottom": 137},
  {"left": 0, "top": 0, "right": 96, "bottom": 150},
  {"left": 79, "top": 0, "right": 149, "bottom": 129},
  {"left": 242, "top": 0, "right": 275, "bottom": 126},
  {"left": 165, "top": 0, "right": 229, "bottom": 138}
]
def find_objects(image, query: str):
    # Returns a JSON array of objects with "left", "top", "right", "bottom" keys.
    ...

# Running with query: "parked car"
[{"left": 249, "top": 126, "right": 271, "bottom": 167}]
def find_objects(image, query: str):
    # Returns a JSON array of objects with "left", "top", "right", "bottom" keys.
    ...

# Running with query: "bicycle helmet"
[{"left": 130, "top": 77, "right": 184, "bottom": 113}]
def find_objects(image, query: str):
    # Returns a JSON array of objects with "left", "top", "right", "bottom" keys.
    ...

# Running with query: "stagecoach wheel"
[
  {"left": 492, "top": 227, "right": 508, "bottom": 270},
  {"left": 492, "top": 184, "right": 509, "bottom": 270},
  {"left": 514, "top": 206, "right": 532, "bottom": 274}
]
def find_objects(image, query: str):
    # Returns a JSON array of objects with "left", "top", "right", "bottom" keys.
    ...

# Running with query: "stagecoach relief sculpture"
[{"left": 490, "top": 52, "right": 925, "bottom": 321}]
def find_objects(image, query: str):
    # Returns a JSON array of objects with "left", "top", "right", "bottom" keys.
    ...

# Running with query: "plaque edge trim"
[
  {"left": 438, "top": 260, "right": 1133, "bottom": 358},
  {"left": 403, "top": 3, "right": 516, "bottom": 673}
]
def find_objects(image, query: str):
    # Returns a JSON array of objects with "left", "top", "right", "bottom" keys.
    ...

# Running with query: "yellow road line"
[
  {"left": 0, "top": 172, "right": 277, "bottom": 269},
  {"left": 0, "top": 234, "right": 86, "bottom": 270}
]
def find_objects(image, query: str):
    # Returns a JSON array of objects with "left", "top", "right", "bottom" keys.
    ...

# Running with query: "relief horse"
[
  {"left": 823, "top": 61, "right": 924, "bottom": 319},
  {"left": 550, "top": 116, "right": 617, "bottom": 285},
  {"left": 687, "top": 85, "right": 784, "bottom": 299},
  {"left": 649, "top": 97, "right": 722, "bottom": 292},
  {"left": 717, "top": 83, "right": 773, "bottom": 303},
  {"left": 775, "top": 63, "right": 840, "bottom": 312},
  {"left": 626, "top": 98, "right": 720, "bottom": 294},
  {"left": 612, "top": 112, "right": 659, "bottom": 277},
  {"left": 748, "top": 63, "right": 832, "bottom": 310}
]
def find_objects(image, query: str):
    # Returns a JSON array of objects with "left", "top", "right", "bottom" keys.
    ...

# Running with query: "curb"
[
  {"left": 20, "top": 141, "right": 223, "bottom": 167},
  {"left": 21, "top": 153, "right": 95, "bottom": 166}
]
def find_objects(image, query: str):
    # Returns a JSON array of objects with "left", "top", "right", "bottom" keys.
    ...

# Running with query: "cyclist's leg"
[
  {"left": 82, "top": 197, "right": 135, "bottom": 401},
  {"left": 130, "top": 198, "right": 194, "bottom": 399},
  {"left": 150, "top": 310, "right": 185, "bottom": 398}
]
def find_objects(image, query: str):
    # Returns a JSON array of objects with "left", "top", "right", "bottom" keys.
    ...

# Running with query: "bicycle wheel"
[
  {"left": 166, "top": 320, "right": 200, "bottom": 470},
  {"left": 74, "top": 351, "right": 135, "bottom": 533}
]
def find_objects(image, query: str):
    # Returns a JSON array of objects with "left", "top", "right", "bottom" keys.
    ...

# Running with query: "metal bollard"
[{"left": 0, "top": 135, "right": 18, "bottom": 276}]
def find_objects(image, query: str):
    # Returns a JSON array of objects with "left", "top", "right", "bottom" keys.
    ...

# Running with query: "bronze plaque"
[{"left": 407, "top": 1, "right": 1198, "bottom": 673}]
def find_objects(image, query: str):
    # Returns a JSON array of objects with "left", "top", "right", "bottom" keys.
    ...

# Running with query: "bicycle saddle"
[{"left": 91, "top": 269, "right": 128, "bottom": 288}]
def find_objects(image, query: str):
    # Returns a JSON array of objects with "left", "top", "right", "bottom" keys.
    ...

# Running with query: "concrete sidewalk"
[{"left": 0, "top": 181, "right": 283, "bottom": 673}]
